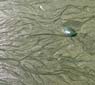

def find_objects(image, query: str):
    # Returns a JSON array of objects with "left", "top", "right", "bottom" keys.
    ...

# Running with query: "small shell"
[{"left": 63, "top": 26, "right": 77, "bottom": 37}]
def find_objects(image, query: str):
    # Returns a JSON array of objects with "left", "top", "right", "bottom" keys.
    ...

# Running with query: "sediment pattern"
[{"left": 0, "top": 0, "right": 95, "bottom": 85}]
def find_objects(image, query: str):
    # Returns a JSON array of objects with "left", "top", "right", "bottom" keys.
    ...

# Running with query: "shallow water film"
[{"left": 0, "top": 0, "right": 95, "bottom": 85}]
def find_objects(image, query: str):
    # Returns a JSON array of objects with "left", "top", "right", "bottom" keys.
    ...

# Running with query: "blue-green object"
[{"left": 63, "top": 26, "right": 77, "bottom": 37}]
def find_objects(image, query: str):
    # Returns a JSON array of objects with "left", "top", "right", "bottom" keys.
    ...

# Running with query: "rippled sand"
[{"left": 0, "top": 0, "right": 95, "bottom": 85}]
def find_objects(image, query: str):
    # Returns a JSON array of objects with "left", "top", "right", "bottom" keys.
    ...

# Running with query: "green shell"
[{"left": 63, "top": 26, "right": 77, "bottom": 37}]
